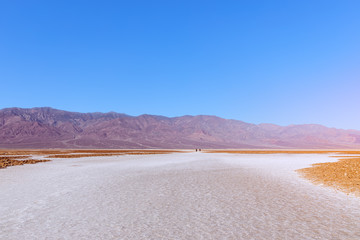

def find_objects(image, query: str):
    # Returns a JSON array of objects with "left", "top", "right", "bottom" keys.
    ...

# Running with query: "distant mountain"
[{"left": 0, "top": 107, "right": 360, "bottom": 149}]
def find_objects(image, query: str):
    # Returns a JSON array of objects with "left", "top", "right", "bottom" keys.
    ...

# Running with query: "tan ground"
[
  {"left": 0, "top": 156, "right": 50, "bottom": 169},
  {"left": 297, "top": 156, "right": 360, "bottom": 196}
]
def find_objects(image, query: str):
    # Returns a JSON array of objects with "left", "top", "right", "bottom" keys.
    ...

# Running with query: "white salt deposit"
[{"left": 1, "top": 152, "right": 360, "bottom": 239}]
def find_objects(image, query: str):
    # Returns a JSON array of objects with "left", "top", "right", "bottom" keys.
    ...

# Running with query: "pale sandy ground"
[{"left": 1, "top": 153, "right": 360, "bottom": 240}]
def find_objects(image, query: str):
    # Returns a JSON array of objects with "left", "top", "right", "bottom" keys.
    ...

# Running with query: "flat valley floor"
[{"left": 1, "top": 152, "right": 360, "bottom": 239}]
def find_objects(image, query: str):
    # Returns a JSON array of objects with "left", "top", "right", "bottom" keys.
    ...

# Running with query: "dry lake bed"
[{"left": 1, "top": 152, "right": 360, "bottom": 239}]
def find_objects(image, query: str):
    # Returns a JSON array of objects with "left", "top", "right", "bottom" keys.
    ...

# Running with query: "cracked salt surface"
[{"left": 1, "top": 153, "right": 360, "bottom": 239}]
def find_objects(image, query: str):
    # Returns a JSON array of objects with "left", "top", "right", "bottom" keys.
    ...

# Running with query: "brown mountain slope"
[{"left": 0, "top": 107, "right": 360, "bottom": 149}]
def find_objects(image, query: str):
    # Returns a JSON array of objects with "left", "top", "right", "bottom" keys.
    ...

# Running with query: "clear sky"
[{"left": 1, "top": 1, "right": 360, "bottom": 129}]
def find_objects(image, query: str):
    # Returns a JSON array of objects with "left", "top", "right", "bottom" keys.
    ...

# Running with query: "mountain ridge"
[{"left": 1, "top": 107, "right": 360, "bottom": 149}]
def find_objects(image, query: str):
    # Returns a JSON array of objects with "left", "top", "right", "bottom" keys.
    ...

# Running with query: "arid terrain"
[
  {"left": 298, "top": 155, "right": 360, "bottom": 196},
  {"left": 209, "top": 149, "right": 360, "bottom": 195},
  {"left": 2, "top": 148, "right": 360, "bottom": 196},
  {"left": 1, "top": 151, "right": 360, "bottom": 239},
  {"left": 0, "top": 156, "right": 49, "bottom": 169}
]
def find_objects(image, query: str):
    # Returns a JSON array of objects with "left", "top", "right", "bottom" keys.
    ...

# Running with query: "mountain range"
[{"left": 0, "top": 107, "right": 360, "bottom": 149}]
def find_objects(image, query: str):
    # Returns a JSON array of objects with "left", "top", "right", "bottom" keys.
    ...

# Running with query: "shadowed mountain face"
[{"left": 1, "top": 107, "right": 360, "bottom": 149}]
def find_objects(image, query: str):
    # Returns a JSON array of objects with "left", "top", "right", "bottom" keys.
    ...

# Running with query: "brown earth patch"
[
  {"left": 0, "top": 156, "right": 50, "bottom": 169},
  {"left": 297, "top": 157, "right": 360, "bottom": 196}
]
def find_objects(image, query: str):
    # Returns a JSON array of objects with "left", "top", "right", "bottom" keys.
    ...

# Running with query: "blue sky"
[{"left": 1, "top": 0, "right": 360, "bottom": 129}]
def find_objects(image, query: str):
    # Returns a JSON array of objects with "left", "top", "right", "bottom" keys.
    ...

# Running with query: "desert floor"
[{"left": 1, "top": 152, "right": 360, "bottom": 239}]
